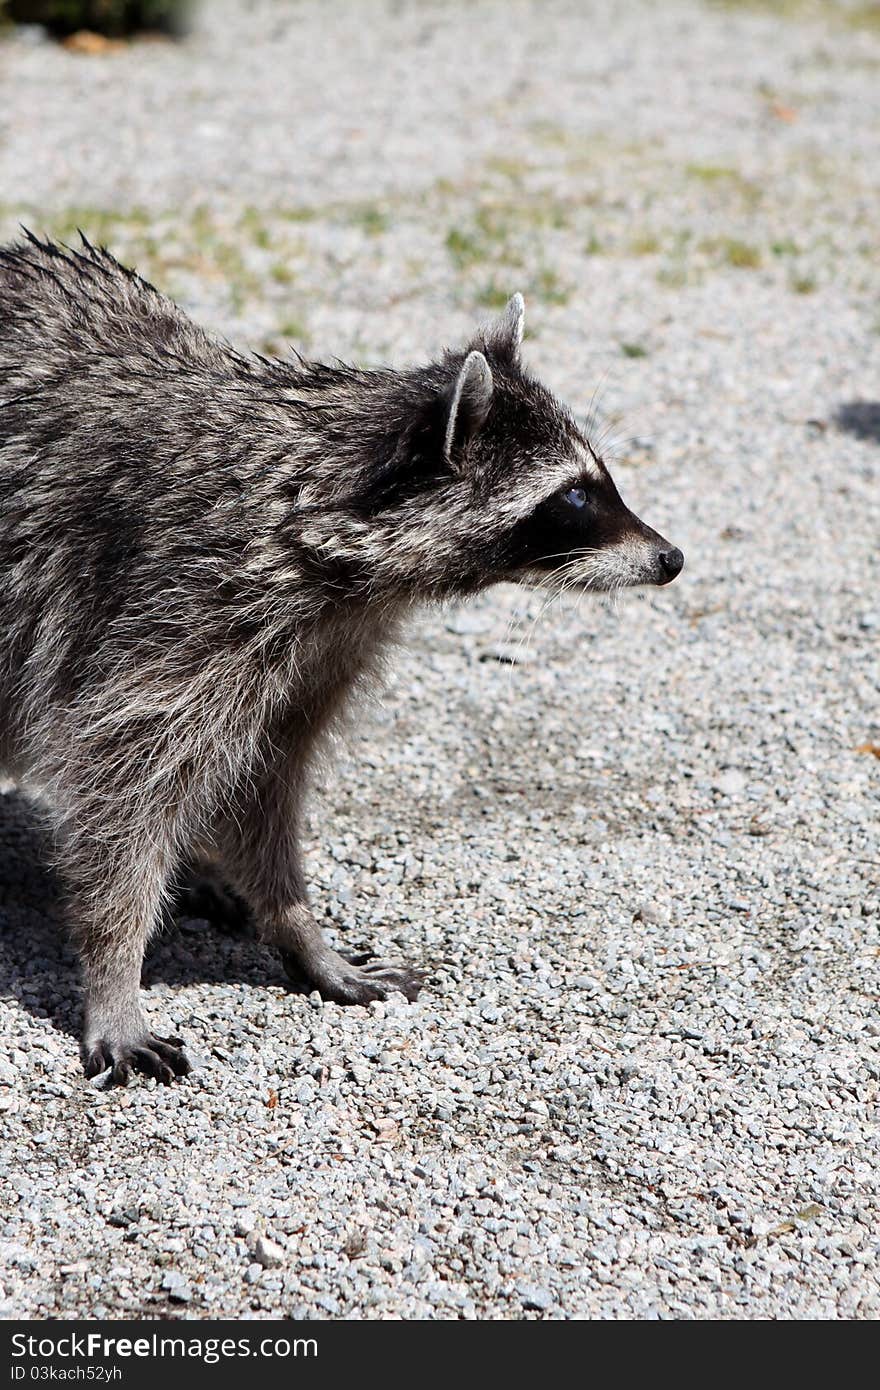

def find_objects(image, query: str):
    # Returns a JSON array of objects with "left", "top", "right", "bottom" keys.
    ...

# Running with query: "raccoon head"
[
  {"left": 438, "top": 293, "right": 684, "bottom": 596},
  {"left": 294, "top": 295, "right": 682, "bottom": 602}
]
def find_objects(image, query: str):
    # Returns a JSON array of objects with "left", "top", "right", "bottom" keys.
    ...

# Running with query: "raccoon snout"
[{"left": 657, "top": 547, "right": 684, "bottom": 584}]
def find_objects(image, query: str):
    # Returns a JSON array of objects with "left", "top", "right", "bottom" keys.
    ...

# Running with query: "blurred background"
[
  {"left": 1, "top": 0, "right": 877, "bottom": 378},
  {"left": 1, "top": 0, "right": 879, "bottom": 1321}
]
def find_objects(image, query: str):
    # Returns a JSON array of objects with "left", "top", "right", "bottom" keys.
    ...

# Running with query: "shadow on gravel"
[
  {"left": 0, "top": 789, "right": 77, "bottom": 1038},
  {"left": 834, "top": 400, "right": 880, "bottom": 443},
  {"left": 0, "top": 790, "right": 287, "bottom": 1043},
  {"left": 142, "top": 918, "right": 288, "bottom": 993}
]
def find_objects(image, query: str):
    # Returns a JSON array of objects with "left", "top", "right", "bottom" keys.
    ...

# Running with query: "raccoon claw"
[
  {"left": 281, "top": 949, "right": 424, "bottom": 1004},
  {"left": 283, "top": 950, "right": 375, "bottom": 982},
  {"left": 83, "top": 1034, "right": 191, "bottom": 1085},
  {"left": 353, "top": 962, "right": 425, "bottom": 1001}
]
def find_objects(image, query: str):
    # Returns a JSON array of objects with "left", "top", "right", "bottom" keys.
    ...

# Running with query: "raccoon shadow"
[
  {"left": 834, "top": 400, "right": 880, "bottom": 443},
  {"left": 141, "top": 915, "right": 288, "bottom": 994},
  {"left": 0, "top": 789, "right": 79, "bottom": 1039},
  {"left": 0, "top": 789, "right": 288, "bottom": 1043}
]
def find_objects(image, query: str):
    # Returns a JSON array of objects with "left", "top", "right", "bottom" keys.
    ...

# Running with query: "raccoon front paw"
[
  {"left": 83, "top": 1033, "right": 191, "bottom": 1086},
  {"left": 282, "top": 949, "right": 424, "bottom": 1005}
]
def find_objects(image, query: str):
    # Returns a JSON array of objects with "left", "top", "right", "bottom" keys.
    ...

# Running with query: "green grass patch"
[
  {"left": 656, "top": 229, "right": 699, "bottom": 287},
  {"left": 485, "top": 155, "right": 529, "bottom": 182},
  {"left": 685, "top": 163, "right": 761, "bottom": 209},
  {"left": 445, "top": 205, "right": 525, "bottom": 270},
  {"left": 350, "top": 204, "right": 391, "bottom": 237},
  {"left": 722, "top": 239, "right": 762, "bottom": 268},
  {"left": 657, "top": 266, "right": 687, "bottom": 287},
  {"left": 527, "top": 119, "right": 573, "bottom": 148},
  {"left": 707, "top": 0, "right": 880, "bottom": 26},
  {"left": 531, "top": 267, "right": 570, "bottom": 306},
  {"left": 238, "top": 208, "right": 272, "bottom": 249},
  {"left": 478, "top": 280, "right": 513, "bottom": 311},
  {"left": 686, "top": 163, "right": 738, "bottom": 183},
  {"left": 706, "top": 1, "right": 814, "bottom": 17},
  {"left": 620, "top": 341, "right": 649, "bottom": 359},
  {"left": 701, "top": 236, "right": 762, "bottom": 269},
  {"left": 446, "top": 226, "right": 487, "bottom": 269},
  {"left": 790, "top": 272, "right": 817, "bottom": 293},
  {"left": 845, "top": 2, "right": 880, "bottom": 30},
  {"left": 275, "top": 316, "right": 309, "bottom": 345},
  {"left": 40, "top": 205, "right": 150, "bottom": 247},
  {"left": 279, "top": 206, "right": 318, "bottom": 224},
  {"left": 630, "top": 232, "right": 660, "bottom": 255}
]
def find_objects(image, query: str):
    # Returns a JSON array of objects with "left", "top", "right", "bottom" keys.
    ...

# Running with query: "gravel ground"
[{"left": 1, "top": 0, "right": 879, "bottom": 1320}]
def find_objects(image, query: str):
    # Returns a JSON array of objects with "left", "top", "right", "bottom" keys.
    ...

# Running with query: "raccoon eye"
[{"left": 564, "top": 486, "right": 588, "bottom": 509}]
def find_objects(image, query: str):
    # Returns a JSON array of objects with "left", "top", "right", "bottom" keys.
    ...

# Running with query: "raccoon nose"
[{"left": 658, "top": 547, "right": 684, "bottom": 582}]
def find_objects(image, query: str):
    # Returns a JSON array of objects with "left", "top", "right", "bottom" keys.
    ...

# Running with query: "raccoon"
[{"left": 0, "top": 233, "right": 683, "bottom": 1084}]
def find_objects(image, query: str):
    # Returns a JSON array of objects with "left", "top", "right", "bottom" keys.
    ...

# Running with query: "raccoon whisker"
[
  {"left": 499, "top": 590, "right": 534, "bottom": 660},
  {"left": 499, "top": 565, "right": 569, "bottom": 676},
  {"left": 558, "top": 563, "right": 604, "bottom": 598},
  {"left": 503, "top": 569, "right": 574, "bottom": 681},
  {"left": 584, "top": 437, "right": 604, "bottom": 470},
  {"left": 580, "top": 368, "right": 610, "bottom": 446},
  {"left": 592, "top": 402, "right": 653, "bottom": 457},
  {"left": 507, "top": 583, "right": 560, "bottom": 673},
  {"left": 529, "top": 546, "right": 605, "bottom": 568},
  {"left": 592, "top": 416, "right": 657, "bottom": 467},
  {"left": 536, "top": 561, "right": 600, "bottom": 619},
  {"left": 603, "top": 434, "right": 645, "bottom": 458},
  {"left": 590, "top": 419, "right": 624, "bottom": 460}
]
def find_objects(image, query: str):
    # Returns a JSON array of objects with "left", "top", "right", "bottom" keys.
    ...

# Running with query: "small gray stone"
[
  {"left": 161, "top": 1273, "right": 192, "bottom": 1304},
  {"left": 517, "top": 1283, "right": 554, "bottom": 1312},
  {"left": 252, "top": 1236, "right": 284, "bottom": 1270}
]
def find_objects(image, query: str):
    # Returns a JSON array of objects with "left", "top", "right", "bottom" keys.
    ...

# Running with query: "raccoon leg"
[
  {"left": 66, "top": 850, "right": 191, "bottom": 1085},
  {"left": 274, "top": 905, "right": 424, "bottom": 1005},
  {"left": 169, "top": 853, "right": 253, "bottom": 936},
  {"left": 219, "top": 770, "right": 424, "bottom": 1005}
]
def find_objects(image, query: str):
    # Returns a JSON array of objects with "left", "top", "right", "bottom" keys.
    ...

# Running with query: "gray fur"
[{"left": 0, "top": 233, "right": 682, "bottom": 1084}]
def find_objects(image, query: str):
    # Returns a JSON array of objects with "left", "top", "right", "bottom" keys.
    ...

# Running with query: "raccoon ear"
[
  {"left": 487, "top": 292, "right": 525, "bottom": 360},
  {"left": 444, "top": 350, "right": 493, "bottom": 467}
]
